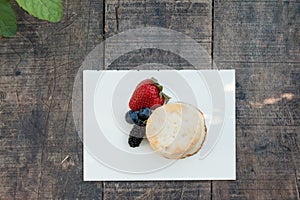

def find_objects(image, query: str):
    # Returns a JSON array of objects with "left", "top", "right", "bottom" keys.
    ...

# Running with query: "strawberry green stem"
[{"left": 151, "top": 77, "right": 171, "bottom": 103}]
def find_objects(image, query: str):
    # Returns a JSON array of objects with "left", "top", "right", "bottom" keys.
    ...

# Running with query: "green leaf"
[
  {"left": 0, "top": 0, "right": 17, "bottom": 37},
  {"left": 16, "top": 0, "right": 62, "bottom": 22}
]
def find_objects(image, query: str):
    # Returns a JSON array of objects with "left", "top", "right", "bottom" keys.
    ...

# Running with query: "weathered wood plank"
[
  {"left": 235, "top": 126, "right": 299, "bottom": 179},
  {"left": 105, "top": 0, "right": 211, "bottom": 48},
  {"left": 214, "top": 0, "right": 300, "bottom": 63},
  {"left": 213, "top": 179, "right": 298, "bottom": 200},
  {"left": 0, "top": 0, "right": 104, "bottom": 199},
  {"left": 105, "top": 0, "right": 212, "bottom": 70},
  {"left": 214, "top": 0, "right": 300, "bottom": 199},
  {"left": 234, "top": 64, "right": 300, "bottom": 126},
  {"left": 103, "top": 181, "right": 211, "bottom": 200}
]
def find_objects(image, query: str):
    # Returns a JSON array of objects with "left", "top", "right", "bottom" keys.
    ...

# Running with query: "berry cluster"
[
  {"left": 126, "top": 77, "right": 170, "bottom": 148},
  {"left": 125, "top": 108, "right": 152, "bottom": 147},
  {"left": 125, "top": 108, "right": 152, "bottom": 127}
]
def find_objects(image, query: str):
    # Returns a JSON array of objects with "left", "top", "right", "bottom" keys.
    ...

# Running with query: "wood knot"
[{"left": 0, "top": 91, "right": 6, "bottom": 100}]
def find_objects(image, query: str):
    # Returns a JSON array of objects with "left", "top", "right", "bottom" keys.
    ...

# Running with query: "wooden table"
[{"left": 0, "top": 0, "right": 299, "bottom": 199}]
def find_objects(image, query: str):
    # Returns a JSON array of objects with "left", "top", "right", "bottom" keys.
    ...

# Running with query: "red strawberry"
[
  {"left": 129, "top": 77, "right": 170, "bottom": 111},
  {"left": 136, "top": 79, "right": 154, "bottom": 88}
]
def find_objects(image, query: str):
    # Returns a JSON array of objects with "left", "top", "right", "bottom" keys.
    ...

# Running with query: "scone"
[{"left": 146, "top": 102, "right": 207, "bottom": 159}]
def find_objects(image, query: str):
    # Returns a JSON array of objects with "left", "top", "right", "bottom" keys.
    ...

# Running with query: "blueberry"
[
  {"left": 129, "top": 111, "right": 139, "bottom": 124},
  {"left": 125, "top": 110, "right": 139, "bottom": 124},
  {"left": 138, "top": 108, "right": 152, "bottom": 120},
  {"left": 125, "top": 110, "right": 134, "bottom": 124}
]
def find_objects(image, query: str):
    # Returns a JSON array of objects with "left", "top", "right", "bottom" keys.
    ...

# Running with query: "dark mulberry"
[{"left": 128, "top": 125, "right": 146, "bottom": 148}]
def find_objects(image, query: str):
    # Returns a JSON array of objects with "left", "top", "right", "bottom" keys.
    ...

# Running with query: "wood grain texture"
[
  {"left": 214, "top": 0, "right": 300, "bottom": 63},
  {"left": 234, "top": 64, "right": 300, "bottom": 127},
  {"left": 105, "top": 0, "right": 211, "bottom": 47},
  {"left": 0, "top": 0, "right": 103, "bottom": 199},
  {"left": 105, "top": 0, "right": 212, "bottom": 71},
  {"left": 0, "top": 0, "right": 299, "bottom": 199},
  {"left": 103, "top": 181, "right": 211, "bottom": 200},
  {"left": 214, "top": 0, "right": 300, "bottom": 199}
]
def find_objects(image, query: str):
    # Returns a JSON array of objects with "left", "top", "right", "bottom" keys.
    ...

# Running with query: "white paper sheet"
[{"left": 83, "top": 70, "right": 235, "bottom": 181}]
